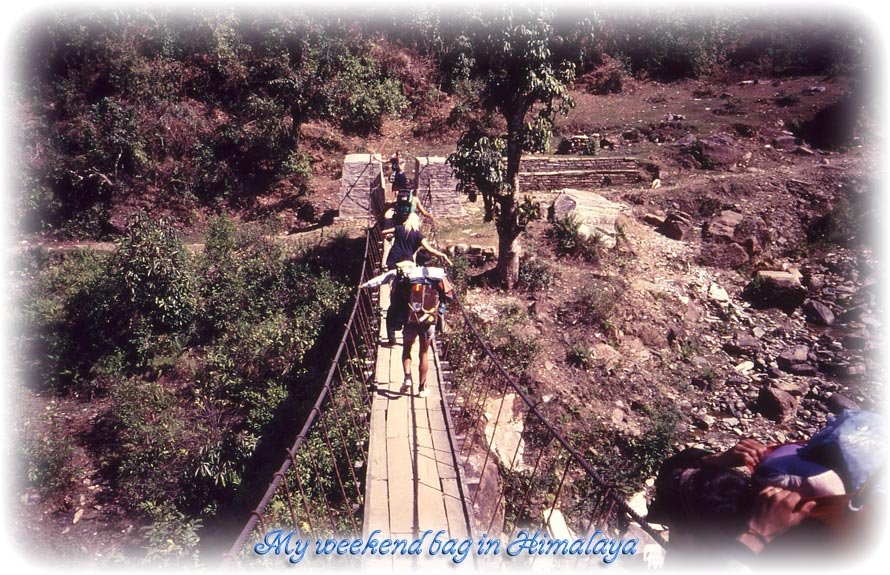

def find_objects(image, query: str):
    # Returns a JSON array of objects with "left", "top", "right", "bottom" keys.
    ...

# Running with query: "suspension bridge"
[{"left": 223, "top": 165, "right": 668, "bottom": 567}]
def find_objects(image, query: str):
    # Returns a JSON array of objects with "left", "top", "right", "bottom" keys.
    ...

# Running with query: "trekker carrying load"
[
  {"left": 383, "top": 213, "right": 450, "bottom": 271},
  {"left": 387, "top": 155, "right": 435, "bottom": 227},
  {"left": 378, "top": 213, "right": 451, "bottom": 346},
  {"left": 361, "top": 261, "right": 454, "bottom": 398},
  {"left": 391, "top": 185, "right": 435, "bottom": 227}
]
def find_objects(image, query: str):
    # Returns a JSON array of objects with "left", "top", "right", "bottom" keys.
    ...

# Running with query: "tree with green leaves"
[{"left": 447, "top": 7, "right": 578, "bottom": 288}]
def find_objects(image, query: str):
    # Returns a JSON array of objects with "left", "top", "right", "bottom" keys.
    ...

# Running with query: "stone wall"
[
  {"left": 337, "top": 153, "right": 647, "bottom": 220},
  {"left": 413, "top": 156, "right": 465, "bottom": 219},
  {"left": 338, "top": 153, "right": 385, "bottom": 220},
  {"left": 518, "top": 156, "right": 645, "bottom": 191}
]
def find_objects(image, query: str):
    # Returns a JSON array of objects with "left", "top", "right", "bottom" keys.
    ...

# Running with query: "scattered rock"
[
  {"left": 772, "top": 135, "right": 806, "bottom": 152},
  {"left": 757, "top": 385, "right": 798, "bottom": 422},
  {"left": 826, "top": 393, "right": 859, "bottom": 414},
  {"left": 771, "top": 378, "right": 811, "bottom": 397},
  {"left": 776, "top": 345, "right": 810, "bottom": 371},
  {"left": 657, "top": 210, "right": 694, "bottom": 241},
  {"left": 803, "top": 299, "right": 836, "bottom": 326},
  {"left": 705, "top": 210, "right": 745, "bottom": 242},
  {"left": 708, "top": 282, "right": 730, "bottom": 303},
  {"left": 643, "top": 213, "right": 664, "bottom": 227},
  {"left": 693, "top": 413, "right": 716, "bottom": 430},
  {"left": 734, "top": 360, "right": 755, "bottom": 373},
  {"left": 723, "top": 333, "right": 762, "bottom": 357},
  {"left": 744, "top": 270, "right": 807, "bottom": 311}
]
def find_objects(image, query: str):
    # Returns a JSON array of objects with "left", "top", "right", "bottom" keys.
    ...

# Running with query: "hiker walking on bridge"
[
  {"left": 395, "top": 262, "right": 453, "bottom": 398},
  {"left": 383, "top": 213, "right": 450, "bottom": 271},
  {"left": 386, "top": 152, "right": 435, "bottom": 226},
  {"left": 379, "top": 213, "right": 450, "bottom": 348}
]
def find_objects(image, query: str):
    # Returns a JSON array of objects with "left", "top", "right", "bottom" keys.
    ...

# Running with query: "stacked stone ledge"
[
  {"left": 413, "top": 156, "right": 466, "bottom": 219},
  {"left": 337, "top": 153, "right": 385, "bottom": 221},
  {"left": 518, "top": 156, "right": 645, "bottom": 191}
]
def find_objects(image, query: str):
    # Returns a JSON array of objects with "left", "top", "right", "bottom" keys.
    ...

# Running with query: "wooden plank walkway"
[{"left": 362, "top": 269, "right": 471, "bottom": 546}]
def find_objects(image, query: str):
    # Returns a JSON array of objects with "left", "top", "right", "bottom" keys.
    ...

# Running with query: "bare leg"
[
  {"left": 417, "top": 336, "right": 431, "bottom": 390},
  {"left": 401, "top": 333, "right": 415, "bottom": 392}
]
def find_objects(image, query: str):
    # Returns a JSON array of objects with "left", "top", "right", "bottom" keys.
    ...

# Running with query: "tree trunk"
[
  {"left": 495, "top": 194, "right": 521, "bottom": 288},
  {"left": 496, "top": 110, "right": 525, "bottom": 288}
]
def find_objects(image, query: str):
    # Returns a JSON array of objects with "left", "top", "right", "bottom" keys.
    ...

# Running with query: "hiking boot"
[{"left": 417, "top": 386, "right": 431, "bottom": 399}]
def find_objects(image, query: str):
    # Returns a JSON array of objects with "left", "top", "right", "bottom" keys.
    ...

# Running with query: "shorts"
[{"left": 402, "top": 322, "right": 435, "bottom": 342}]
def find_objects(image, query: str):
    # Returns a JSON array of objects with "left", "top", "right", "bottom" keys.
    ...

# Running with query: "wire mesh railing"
[
  {"left": 224, "top": 224, "right": 384, "bottom": 561},
  {"left": 436, "top": 295, "right": 667, "bottom": 549}
]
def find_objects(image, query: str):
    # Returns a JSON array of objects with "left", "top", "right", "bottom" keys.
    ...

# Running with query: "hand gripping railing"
[
  {"left": 437, "top": 291, "right": 668, "bottom": 551},
  {"left": 224, "top": 224, "right": 384, "bottom": 561}
]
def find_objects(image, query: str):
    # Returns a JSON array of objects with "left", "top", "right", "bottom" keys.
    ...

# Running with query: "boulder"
[
  {"left": 705, "top": 210, "right": 745, "bottom": 242},
  {"left": 803, "top": 299, "right": 836, "bottom": 326},
  {"left": 723, "top": 333, "right": 762, "bottom": 357},
  {"left": 740, "top": 236, "right": 762, "bottom": 256},
  {"left": 550, "top": 190, "right": 625, "bottom": 247},
  {"left": 826, "top": 393, "right": 859, "bottom": 414},
  {"left": 744, "top": 270, "right": 807, "bottom": 311},
  {"left": 723, "top": 242, "right": 750, "bottom": 269},
  {"left": 757, "top": 385, "right": 798, "bottom": 422},
  {"left": 643, "top": 213, "right": 664, "bottom": 227},
  {"left": 777, "top": 345, "right": 809, "bottom": 365},
  {"left": 775, "top": 347, "right": 817, "bottom": 375},
  {"left": 694, "top": 134, "right": 742, "bottom": 168},
  {"left": 657, "top": 210, "right": 694, "bottom": 241}
]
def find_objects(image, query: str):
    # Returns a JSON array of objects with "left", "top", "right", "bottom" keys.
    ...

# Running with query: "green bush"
[
  {"left": 517, "top": 256, "right": 558, "bottom": 294},
  {"left": 24, "top": 248, "right": 122, "bottom": 396},
  {"left": 22, "top": 415, "right": 80, "bottom": 493},
  {"left": 139, "top": 506, "right": 202, "bottom": 567},
  {"left": 481, "top": 305, "right": 540, "bottom": 380},
  {"left": 550, "top": 213, "right": 604, "bottom": 262},
  {"left": 559, "top": 280, "right": 622, "bottom": 332},
  {"left": 567, "top": 342, "right": 595, "bottom": 370},
  {"left": 588, "top": 407, "right": 679, "bottom": 495},
  {"left": 608, "top": 11, "right": 737, "bottom": 81},
  {"left": 113, "top": 212, "right": 196, "bottom": 334}
]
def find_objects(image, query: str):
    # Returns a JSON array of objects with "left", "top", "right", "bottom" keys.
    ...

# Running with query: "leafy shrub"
[
  {"left": 559, "top": 280, "right": 622, "bottom": 332},
  {"left": 609, "top": 12, "right": 736, "bottom": 81},
  {"left": 113, "top": 212, "right": 196, "bottom": 333},
  {"left": 517, "top": 256, "right": 558, "bottom": 294},
  {"left": 24, "top": 248, "right": 122, "bottom": 396},
  {"left": 447, "top": 254, "right": 471, "bottom": 297},
  {"left": 567, "top": 342, "right": 595, "bottom": 370},
  {"left": 140, "top": 506, "right": 202, "bottom": 567},
  {"left": 481, "top": 305, "right": 540, "bottom": 380},
  {"left": 550, "top": 213, "right": 604, "bottom": 262},
  {"left": 587, "top": 407, "right": 679, "bottom": 495},
  {"left": 22, "top": 415, "right": 80, "bottom": 493}
]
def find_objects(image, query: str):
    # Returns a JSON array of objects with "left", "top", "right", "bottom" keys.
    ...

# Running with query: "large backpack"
[
  {"left": 394, "top": 188, "right": 414, "bottom": 224},
  {"left": 406, "top": 278, "right": 440, "bottom": 327}
]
